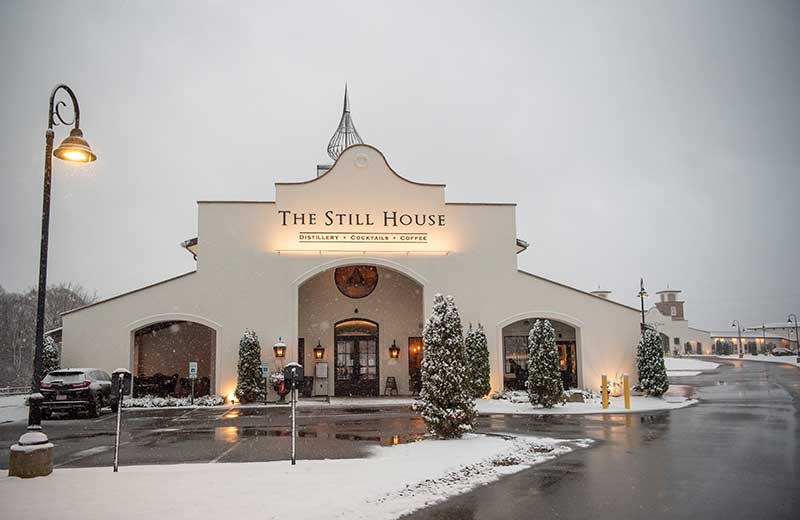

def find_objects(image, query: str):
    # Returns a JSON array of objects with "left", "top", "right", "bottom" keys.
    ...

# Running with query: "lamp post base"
[{"left": 8, "top": 431, "right": 53, "bottom": 478}]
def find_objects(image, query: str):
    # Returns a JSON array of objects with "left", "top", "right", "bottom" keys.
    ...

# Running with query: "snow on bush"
[
  {"left": 235, "top": 329, "right": 265, "bottom": 403},
  {"left": 636, "top": 327, "right": 669, "bottom": 397},
  {"left": 122, "top": 394, "right": 224, "bottom": 408},
  {"left": 42, "top": 336, "right": 60, "bottom": 377},
  {"left": 527, "top": 319, "right": 564, "bottom": 408},
  {"left": 416, "top": 294, "right": 476, "bottom": 439},
  {"left": 464, "top": 323, "right": 491, "bottom": 399}
]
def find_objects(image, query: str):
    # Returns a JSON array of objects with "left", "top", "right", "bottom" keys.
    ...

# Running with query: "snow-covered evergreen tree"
[
  {"left": 417, "top": 294, "right": 476, "bottom": 438},
  {"left": 235, "top": 329, "right": 265, "bottom": 403},
  {"left": 636, "top": 327, "right": 669, "bottom": 396},
  {"left": 41, "top": 336, "right": 60, "bottom": 377},
  {"left": 464, "top": 323, "right": 491, "bottom": 398},
  {"left": 527, "top": 319, "right": 564, "bottom": 408}
]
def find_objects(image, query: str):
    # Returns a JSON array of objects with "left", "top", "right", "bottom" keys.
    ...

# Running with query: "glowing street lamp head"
[{"left": 53, "top": 128, "right": 97, "bottom": 163}]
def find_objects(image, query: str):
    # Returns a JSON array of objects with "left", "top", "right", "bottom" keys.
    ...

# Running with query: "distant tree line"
[{"left": 0, "top": 283, "right": 95, "bottom": 387}]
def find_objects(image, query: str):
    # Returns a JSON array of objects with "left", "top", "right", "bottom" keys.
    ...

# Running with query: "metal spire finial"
[{"left": 327, "top": 84, "right": 363, "bottom": 161}]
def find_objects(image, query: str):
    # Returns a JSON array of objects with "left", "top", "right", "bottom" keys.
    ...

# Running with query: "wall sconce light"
[
  {"left": 273, "top": 337, "right": 287, "bottom": 358},
  {"left": 314, "top": 340, "right": 325, "bottom": 359},
  {"left": 388, "top": 339, "right": 400, "bottom": 359}
]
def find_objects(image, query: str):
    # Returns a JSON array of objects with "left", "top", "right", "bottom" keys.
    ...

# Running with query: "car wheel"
[
  {"left": 110, "top": 402, "right": 118, "bottom": 413},
  {"left": 42, "top": 409, "right": 52, "bottom": 420},
  {"left": 91, "top": 394, "right": 102, "bottom": 418}
]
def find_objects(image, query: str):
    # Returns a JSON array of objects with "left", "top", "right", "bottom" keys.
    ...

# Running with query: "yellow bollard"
[
  {"left": 601, "top": 374, "right": 609, "bottom": 409},
  {"left": 623, "top": 373, "right": 631, "bottom": 410}
]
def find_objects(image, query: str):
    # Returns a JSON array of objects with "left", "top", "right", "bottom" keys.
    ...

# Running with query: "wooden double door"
[{"left": 334, "top": 319, "right": 379, "bottom": 396}]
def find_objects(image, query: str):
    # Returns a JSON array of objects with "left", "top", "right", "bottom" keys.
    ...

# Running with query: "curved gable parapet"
[{"left": 275, "top": 144, "right": 445, "bottom": 188}]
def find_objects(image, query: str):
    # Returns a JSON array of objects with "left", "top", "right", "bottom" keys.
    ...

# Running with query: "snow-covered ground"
[
  {"left": 709, "top": 354, "right": 799, "bottom": 368},
  {"left": 475, "top": 393, "right": 695, "bottom": 415},
  {"left": 664, "top": 357, "right": 719, "bottom": 377},
  {"left": 0, "top": 434, "right": 581, "bottom": 520},
  {"left": 0, "top": 394, "right": 28, "bottom": 424}
]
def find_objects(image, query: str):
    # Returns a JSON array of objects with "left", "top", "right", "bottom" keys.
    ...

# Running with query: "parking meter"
[
  {"left": 284, "top": 362, "right": 303, "bottom": 465},
  {"left": 111, "top": 369, "right": 132, "bottom": 403},
  {"left": 283, "top": 362, "right": 304, "bottom": 391},
  {"left": 111, "top": 368, "right": 131, "bottom": 473}
]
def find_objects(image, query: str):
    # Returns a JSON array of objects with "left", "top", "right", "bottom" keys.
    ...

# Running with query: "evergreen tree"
[
  {"left": 527, "top": 319, "right": 564, "bottom": 408},
  {"left": 464, "top": 323, "right": 491, "bottom": 398},
  {"left": 41, "top": 336, "right": 60, "bottom": 377},
  {"left": 235, "top": 329, "right": 265, "bottom": 403},
  {"left": 636, "top": 327, "right": 669, "bottom": 396},
  {"left": 417, "top": 294, "right": 476, "bottom": 438}
]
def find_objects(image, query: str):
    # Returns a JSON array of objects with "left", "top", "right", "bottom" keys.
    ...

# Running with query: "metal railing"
[{"left": 0, "top": 386, "right": 30, "bottom": 397}]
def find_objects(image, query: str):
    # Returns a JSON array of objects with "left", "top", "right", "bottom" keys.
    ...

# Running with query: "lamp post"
[
  {"left": 788, "top": 314, "right": 799, "bottom": 364},
  {"left": 732, "top": 320, "right": 743, "bottom": 359},
  {"left": 29, "top": 85, "right": 97, "bottom": 431},
  {"left": 637, "top": 278, "right": 648, "bottom": 330},
  {"left": 8, "top": 85, "right": 96, "bottom": 479}
]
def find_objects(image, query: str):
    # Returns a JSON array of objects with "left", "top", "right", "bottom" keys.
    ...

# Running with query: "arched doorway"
[
  {"left": 334, "top": 319, "right": 379, "bottom": 396},
  {"left": 297, "top": 263, "right": 423, "bottom": 396},
  {"left": 501, "top": 318, "right": 579, "bottom": 390},
  {"left": 132, "top": 320, "right": 216, "bottom": 397}
]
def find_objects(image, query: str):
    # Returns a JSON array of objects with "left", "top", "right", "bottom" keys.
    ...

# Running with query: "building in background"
[
  {"left": 644, "top": 287, "right": 711, "bottom": 356},
  {"left": 744, "top": 322, "right": 799, "bottom": 349},
  {"left": 711, "top": 330, "right": 797, "bottom": 355}
]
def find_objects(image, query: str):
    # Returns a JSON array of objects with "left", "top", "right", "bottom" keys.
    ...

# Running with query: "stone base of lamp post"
[{"left": 8, "top": 431, "right": 53, "bottom": 478}]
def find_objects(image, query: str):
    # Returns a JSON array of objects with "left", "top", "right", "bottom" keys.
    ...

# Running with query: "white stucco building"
[
  {"left": 60, "top": 96, "right": 642, "bottom": 400},
  {"left": 644, "top": 288, "right": 712, "bottom": 355}
]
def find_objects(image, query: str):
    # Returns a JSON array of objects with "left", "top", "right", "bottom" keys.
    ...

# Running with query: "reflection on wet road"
[{"left": 0, "top": 405, "right": 428, "bottom": 468}]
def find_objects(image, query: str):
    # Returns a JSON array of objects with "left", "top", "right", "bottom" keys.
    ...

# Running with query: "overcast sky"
[{"left": 1, "top": 1, "right": 798, "bottom": 331}]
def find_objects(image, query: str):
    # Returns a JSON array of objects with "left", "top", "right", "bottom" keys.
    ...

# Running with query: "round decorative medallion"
[
  {"left": 354, "top": 153, "right": 368, "bottom": 168},
  {"left": 334, "top": 266, "right": 379, "bottom": 299}
]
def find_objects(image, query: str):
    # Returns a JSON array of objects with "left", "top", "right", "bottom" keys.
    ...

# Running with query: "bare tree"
[{"left": 0, "top": 283, "right": 95, "bottom": 386}]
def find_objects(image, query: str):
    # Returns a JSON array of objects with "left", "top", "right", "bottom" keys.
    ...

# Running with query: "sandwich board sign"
[{"left": 188, "top": 362, "right": 198, "bottom": 379}]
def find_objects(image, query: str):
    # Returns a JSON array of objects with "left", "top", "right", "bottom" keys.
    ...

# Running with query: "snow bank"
[
  {"left": 664, "top": 358, "right": 719, "bottom": 371},
  {"left": 122, "top": 394, "right": 225, "bottom": 408},
  {"left": 0, "top": 394, "right": 28, "bottom": 424},
  {"left": 711, "top": 354, "right": 799, "bottom": 368},
  {"left": 476, "top": 394, "right": 696, "bottom": 415},
  {"left": 0, "top": 434, "right": 579, "bottom": 520}
]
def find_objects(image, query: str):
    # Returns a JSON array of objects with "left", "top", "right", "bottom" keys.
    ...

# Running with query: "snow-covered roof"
[
  {"left": 710, "top": 330, "right": 792, "bottom": 340},
  {"left": 744, "top": 322, "right": 798, "bottom": 330}
]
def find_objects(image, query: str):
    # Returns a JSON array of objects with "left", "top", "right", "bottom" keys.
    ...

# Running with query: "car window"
[
  {"left": 43, "top": 371, "right": 85, "bottom": 383},
  {"left": 98, "top": 371, "right": 111, "bottom": 381}
]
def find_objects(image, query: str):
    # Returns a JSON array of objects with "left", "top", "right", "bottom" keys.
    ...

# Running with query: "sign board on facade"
[{"left": 188, "top": 362, "right": 198, "bottom": 379}]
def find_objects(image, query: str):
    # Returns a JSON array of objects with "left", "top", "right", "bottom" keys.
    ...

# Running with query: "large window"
[
  {"left": 503, "top": 336, "right": 527, "bottom": 375},
  {"left": 502, "top": 319, "right": 579, "bottom": 390}
]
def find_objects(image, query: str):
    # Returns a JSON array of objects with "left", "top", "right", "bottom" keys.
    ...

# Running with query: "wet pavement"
[
  {"left": 1, "top": 359, "right": 797, "bottom": 519},
  {"left": 403, "top": 358, "right": 800, "bottom": 519},
  {"left": 0, "top": 405, "right": 427, "bottom": 468}
]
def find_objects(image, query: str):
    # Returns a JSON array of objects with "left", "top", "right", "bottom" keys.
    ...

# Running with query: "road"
[
  {"left": 403, "top": 358, "right": 800, "bottom": 519},
  {"left": 1, "top": 358, "right": 798, "bottom": 519}
]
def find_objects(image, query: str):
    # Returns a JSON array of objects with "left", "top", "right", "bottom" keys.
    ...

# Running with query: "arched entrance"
[
  {"left": 501, "top": 318, "right": 579, "bottom": 390},
  {"left": 297, "top": 263, "right": 423, "bottom": 396},
  {"left": 334, "top": 319, "right": 379, "bottom": 396},
  {"left": 132, "top": 320, "right": 216, "bottom": 397}
]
